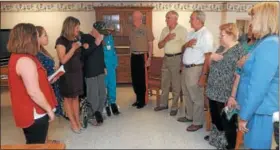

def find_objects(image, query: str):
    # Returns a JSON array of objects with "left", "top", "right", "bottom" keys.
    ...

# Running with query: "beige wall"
[
  {"left": 1, "top": 11, "right": 96, "bottom": 64},
  {"left": 1, "top": 8, "right": 250, "bottom": 61},
  {"left": 226, "top": 12, "right": 250, "bottom": 22},
  {"left": 152, "top": 11, "right": 222, "bottom": 57}
]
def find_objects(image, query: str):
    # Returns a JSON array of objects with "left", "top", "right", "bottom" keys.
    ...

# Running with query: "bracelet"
[{"left": 230, "top": 96, "right": 235, "bottom": 99}]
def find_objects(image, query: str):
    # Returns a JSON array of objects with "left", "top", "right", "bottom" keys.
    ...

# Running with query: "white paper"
[
  {"left": 77, "top": 41, "right": 82, "bottom": 46},
  {"left": 107, "top": 45, "right": 111, "bottom": 50},
  {"left": 273, "top": 111, "right": 279, "bottom": 122},
  {"left": 48, "top": 65, "right": 65, "bottom": 82},
  {"left": 0, "top": 75, "right": 8, "bottom": 80}
]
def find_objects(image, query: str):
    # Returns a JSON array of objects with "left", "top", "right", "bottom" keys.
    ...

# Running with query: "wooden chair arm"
[{"left": 1, "top": 143, "right": 66, "bottom": 149}]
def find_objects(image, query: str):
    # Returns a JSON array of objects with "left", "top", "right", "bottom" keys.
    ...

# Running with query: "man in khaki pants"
[
  {"left": 154, "top": 10, "right": 187, "bottom": 116},
  {"left": 178, "top": 10, "right": 213, "bottom": 132}
]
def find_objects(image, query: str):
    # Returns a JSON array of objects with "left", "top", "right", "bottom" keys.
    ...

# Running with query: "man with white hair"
[
  {"left": 129, "top": 11, "right": 154, "bottom": 109},
  {"left": 155, "top": 10, "right": 187, "bottom": 116},
  {"left": 178, "top": 10, "right": 214, "bottom": 132}
]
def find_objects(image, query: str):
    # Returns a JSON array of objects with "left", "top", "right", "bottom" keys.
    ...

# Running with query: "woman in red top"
[{"left": 7, "top": 23, "right": 57, "bottom": 144}]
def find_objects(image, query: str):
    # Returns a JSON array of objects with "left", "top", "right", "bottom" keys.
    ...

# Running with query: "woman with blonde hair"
[
  {"left": 205, "top": 23, "right": 246, "bottom": 149},
  {"left": 55, "top": 16, "right": 84, "bottom": 133},
  {"left": 236, "top": 2, "right": 279, "bottom": 149},
  {"left": 7, "top": 23, "right": 57, "bottom": 144}
]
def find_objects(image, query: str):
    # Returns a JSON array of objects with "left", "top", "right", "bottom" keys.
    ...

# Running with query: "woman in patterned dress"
[
  {"left": 36, "top": 26, "right": 66, "bottom": 119},
  {"left": 205, "top": 23, "right": 246, "bottom": 149}
]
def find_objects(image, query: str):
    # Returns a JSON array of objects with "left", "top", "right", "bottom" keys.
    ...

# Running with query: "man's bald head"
[
  {"left": 132, "top": 11, "right": 143, "bottom": 27},
  {"left": 132, "top": 11, "right": 143, "bottom": 18}
]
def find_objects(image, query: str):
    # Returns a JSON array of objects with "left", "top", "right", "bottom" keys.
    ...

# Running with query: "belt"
[
  {"left": 184, "top": 64, "right": 204, "bottom": 68},
  {"left": 165, "top": 52, "right": 182, "bottom": 57},
  {"left": 132, "top": 51, "right": 146, "bottom": 55}
]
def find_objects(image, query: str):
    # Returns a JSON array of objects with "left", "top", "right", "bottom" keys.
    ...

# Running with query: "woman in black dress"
[{"left": 55, "top": 16, "right": 84, "bottom": 133}]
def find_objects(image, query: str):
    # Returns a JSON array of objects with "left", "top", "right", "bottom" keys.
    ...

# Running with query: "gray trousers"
[
  {"left": 182, "top": 66, "right": 204, "bottom": 125},
  {"left": 85, "top": 74, "right": 106, "bottom": 113}
]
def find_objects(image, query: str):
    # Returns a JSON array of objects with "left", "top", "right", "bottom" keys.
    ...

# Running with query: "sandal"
[
  {"left": 80, "top": 127, "right": 86, "bottom": 131},
  {"left": 71, "top": 128, "right": 81, "bottom": 134}
]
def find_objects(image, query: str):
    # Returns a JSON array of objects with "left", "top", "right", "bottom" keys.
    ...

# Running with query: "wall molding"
[{"left": 1, "top": 2, "right": 256, "bottom": 12}]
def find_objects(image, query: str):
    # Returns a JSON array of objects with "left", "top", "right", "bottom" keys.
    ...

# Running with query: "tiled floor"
[
  {"left": 1, "top": 86, "right": 215, "bottom": 149},
  {"left": 0, "top": 86, "right": 276, "bottom": 149}
]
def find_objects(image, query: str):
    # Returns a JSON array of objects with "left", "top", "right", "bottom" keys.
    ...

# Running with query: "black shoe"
[
  {"left": 170, "top": 110, "right": 178, "bottom": 116},
  {"left": 105, "top": 106, "right": 111, "bottom": 117},
  {"left": 204, "top": 135, "right": 209, "bottom": 141},
  {"left": 94, "top": 111, "right": 103, "bottom": 124},
  {"left": 132, "top": 101, "right": 138, "bottom": 107},
  {"left": 225, "top": 145, "right": 235, "bottom": 150},
  {"left": 111, "top": 103, "right": 120, "bottom": 115},
  {"left": 136, "top": 104, "right": 146, "bottom": 109}
]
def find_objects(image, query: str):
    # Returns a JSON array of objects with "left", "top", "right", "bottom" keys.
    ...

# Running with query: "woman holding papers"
[
  {"left": 55, "top": 16, "right": 84, "bottom": 134},
  {"left": 7, "top": 23, "right": 57, "bottom": 144},
  {"left": 36, "top": 26, "right": 66, "bottom": 119}
]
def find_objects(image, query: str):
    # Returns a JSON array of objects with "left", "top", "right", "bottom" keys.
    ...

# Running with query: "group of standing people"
[
  {"left": 141, "top": 9, "right": 214, "bottom": 133},
  {"left": 203, "top": 3, "right": 278, "bottom": 150},
  {"left": 53, "top": 17, "right": 121, "bottom": 133},
  {"left": 7, "top": 15, "right": 120, "bottom": 143},
  {"left": 130, "top": 2, "right": 279, "bottom": 150},
  {"left": 132, "top": 9, "right": 215, "bottom": 133}
]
